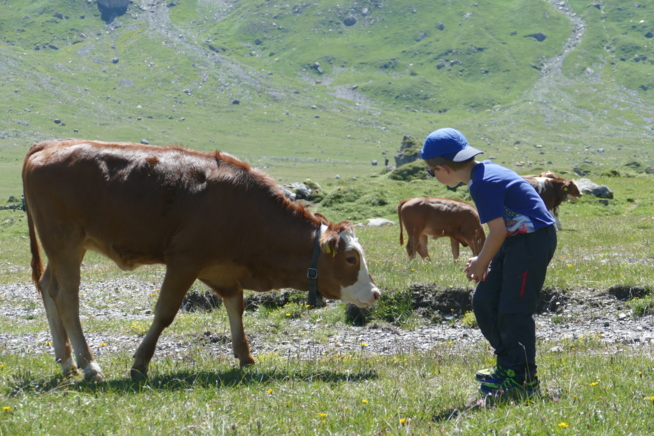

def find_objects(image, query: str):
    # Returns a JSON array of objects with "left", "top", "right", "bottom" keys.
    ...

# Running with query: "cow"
[
  {"left": 22, "top": 139, "right": 381, "bottom": 381},
  {"left": 523, "top": 173, "right": 583, "bottom": 230},
  {"left": 398, "top": 197, "right": 486, "bottom": 261}
]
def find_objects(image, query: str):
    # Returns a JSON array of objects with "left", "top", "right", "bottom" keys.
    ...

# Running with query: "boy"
[{"left": 421, "top": 127, "right": 557, "bottom": 398}]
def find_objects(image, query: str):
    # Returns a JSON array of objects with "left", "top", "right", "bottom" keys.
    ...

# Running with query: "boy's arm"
[{"left": 465, "top": 217, "right": 506, "bottom": 281}]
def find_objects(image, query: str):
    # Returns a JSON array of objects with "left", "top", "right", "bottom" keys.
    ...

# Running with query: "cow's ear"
[
  {"left": 563, "top": 180, "right": 571, "bottom": 192},
  {"left": 313, "top": 212, "right": 330, "bottom": 225},
  {"left": 320, "top": 228, "right": 339, "bottom": 257}
]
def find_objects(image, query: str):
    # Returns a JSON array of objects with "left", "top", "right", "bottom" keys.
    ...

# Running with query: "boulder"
[
  {"left": 393, "top": 135, "right": 421, "bottom": 167},
  {"left": 574, "top": 178, "right": 613, "bottom": 199},
  {"left": 366, "top": 218, "right": 395, "bottom": 227}
]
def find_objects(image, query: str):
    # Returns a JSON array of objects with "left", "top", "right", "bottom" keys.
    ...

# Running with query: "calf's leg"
[
  {"left": 40, "top": 265, "right": 77, "bottom": 376},
  {"left": 449, "top": 238, "right": 460, "bottom": 260},
  {"left": 48, "top": 251, "right": 102, "bottom": 381},
  {"left": 222, "top": 290, "right": 256, "bottom": 367},
  {"left": 131, "top": 265, "right": 198, "bottom": 380},
  {"left": 416, "top": 233, "right": 430, "bottom": 260}
]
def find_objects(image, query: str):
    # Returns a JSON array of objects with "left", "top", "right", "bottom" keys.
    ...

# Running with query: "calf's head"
[
  {"left": 317, "top": 223, "right": 381, "bottom": 307},
  {"left": 563, "top": 180, "right": 583, "bottom": 201}
]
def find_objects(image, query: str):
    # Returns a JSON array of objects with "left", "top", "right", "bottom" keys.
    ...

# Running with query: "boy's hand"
[{"left": 465, "top": 257, "right": 488, "bottom": 282}]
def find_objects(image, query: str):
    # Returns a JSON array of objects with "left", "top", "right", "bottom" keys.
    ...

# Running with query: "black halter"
[{"left": 307, "top": 224, "right": 327, "bottom": 306}]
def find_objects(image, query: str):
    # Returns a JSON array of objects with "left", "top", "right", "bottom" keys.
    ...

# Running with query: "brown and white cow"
[
  {"left": 523, "top": 173, "right": 583, "bottom": 230},
  {"left": 23, "top": 139, "right": 381, "bottom": 381},
  {"left": 398, "top": 197, "right": 486, "bottom": 261}
]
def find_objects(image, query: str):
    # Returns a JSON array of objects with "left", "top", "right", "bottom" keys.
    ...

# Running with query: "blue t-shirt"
[{"left": 469, "top": 161, "right": 555, "bottom": 237}]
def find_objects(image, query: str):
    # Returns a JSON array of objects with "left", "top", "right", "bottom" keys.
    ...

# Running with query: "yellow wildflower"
[
  {"left": 558, "top": 422, "right": 569, "bottom": 428},
  {"left": 267, "top": 389, "right": 273, "bottom": 394},
  {"left": 360, "top": 342, "right": 367, "bottom": 347},
  {"left": 2, "top": 407, "right": 11, "bottom": 412},
  {"left": 319, "top": 413, "right": 327, "bottom": 418},
  {"left": 362, "top": 399, "right": 369, "bottom": 404},
  {"left": 399, "top": 418, "right": 407, "bottom": 425},
  {"left": 590, "top": 382, "right": 599, "bottom": 386}
]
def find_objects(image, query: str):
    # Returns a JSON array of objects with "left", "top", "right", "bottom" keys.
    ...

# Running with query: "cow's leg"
[
  {"left": 48, "top": 251, "right": 102, "bottom": 381},
  {"left": 416, "top": 234, "right": 430, "bottom": 260},
  {"left": 40, "top": 265, "right": 77, "bottom": 376},
  {"left": 450, "top": 238, "right": 460, "bottom": 260},
  {"left": 223, "top": 290, "right": 255, "bottom": 367},
  {"left": 405, "top": 233, "right": 417, "bottom": 259},
  {"left": 131, "top": 266, "right": 197, "bottom": 380},
  {"left": 552, "top": 208, "right": 562, "bottom": 231}
]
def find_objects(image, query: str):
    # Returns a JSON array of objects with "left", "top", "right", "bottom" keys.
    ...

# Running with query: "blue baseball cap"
[{"left": 421, "top": 127, "right": 483, "bottom": 162}]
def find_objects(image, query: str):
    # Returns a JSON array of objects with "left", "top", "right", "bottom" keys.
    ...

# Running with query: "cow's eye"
[{"left": 346, "top": 256, "right": 357, "bottom": 265}]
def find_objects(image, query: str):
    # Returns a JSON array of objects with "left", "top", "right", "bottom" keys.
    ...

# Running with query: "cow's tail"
[
  {"left": 22, "top": 151, "right": 44, "bottom": 295},
  {"left": 397, "top": 199, "right": 409, "bottom": 246},
  {"left": 26, "top": 206, "right": 44, "bottom": 294}
]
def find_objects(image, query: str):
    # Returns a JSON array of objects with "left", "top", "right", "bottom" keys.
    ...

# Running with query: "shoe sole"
[{"left": 479, "top": 384, "right": 541, "bottom": 397}]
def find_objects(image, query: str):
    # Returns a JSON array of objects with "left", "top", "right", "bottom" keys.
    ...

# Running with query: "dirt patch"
[{"left": 606, "top": 285, "right": 652, "bottom": 300}]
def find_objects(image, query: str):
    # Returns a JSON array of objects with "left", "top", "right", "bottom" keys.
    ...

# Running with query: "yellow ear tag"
[
  {"left": 325, "top": 245, "right": 331, "bottom": 255},
  {"left": 563, "top": 187, "right": 568, "bottom": 192}
]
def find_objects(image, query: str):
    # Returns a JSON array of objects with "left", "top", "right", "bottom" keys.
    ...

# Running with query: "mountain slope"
[{"left": 1, "top": 0, "right": 653, "bottom": 198}]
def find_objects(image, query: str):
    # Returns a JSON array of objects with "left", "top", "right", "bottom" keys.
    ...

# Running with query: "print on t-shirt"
[{"left": 504, "top": 207, "right": 535, "bottom": 237}]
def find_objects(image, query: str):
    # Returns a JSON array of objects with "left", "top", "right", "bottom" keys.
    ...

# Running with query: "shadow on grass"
[{"left": 7, "top": 367, "right": 379, "bottom": 396}]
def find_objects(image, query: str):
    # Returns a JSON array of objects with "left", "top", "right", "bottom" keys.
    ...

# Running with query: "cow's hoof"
[
  {"left": 83, "top": 362, "right": 105, "bottom": 381},
  {"left": 63, "top": 367, "right": 80, "bottom": 378},
  {"left": 239, "top": 357, "right": 256, "bottom": 368},
  {"left": 130, "top": 368, "right": 149, "bottom": 381}
]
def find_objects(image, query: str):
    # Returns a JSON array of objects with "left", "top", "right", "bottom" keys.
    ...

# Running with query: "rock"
[
  {"left": 574, "top": 178, "right": 614, "bottom": 199},
  {"left": 549, "top": 346, "right": 564, "bottom": 352},
  {"left": 436, "top": 22, "right": 445, "bottom": 30},
  {"left": 112, "top": 58, "right": 119, "bottom": 64},
  {"left": 140, "top": 139, "right": 149, "bottom": 145},
  {"left": 343, "top": 16, "right": 357, "bottom": 26},
  {"left": 371, "top": 160, "right": 378, "bottom": 166},
  {"left": 394, "top": 135, "right": 421, "bottom": 167},
  {"left": 54, "top": 119, "right": 61, "bottom": 124},
  {"left": 366, "top": 218, "right": 395, "bottom": 227},
  {"left": 231, "top": 100, "right": 240, "bottom": 105},
  {"left": 286, "top": 183, "right": 311, "bottom": 199},
  {"left": 280, "top": 187, "right": 296, "bottom": 201},
  {"left": 524, "top": 32, "right": 547, "bottom": 42}
]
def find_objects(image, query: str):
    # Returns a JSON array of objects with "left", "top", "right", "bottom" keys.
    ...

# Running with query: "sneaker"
[
  {"left": 475, "top": 365, "right": 515, "bottom": 383},
  {"left": 480, "top": 375, "right": 541, "bottom": 399}
]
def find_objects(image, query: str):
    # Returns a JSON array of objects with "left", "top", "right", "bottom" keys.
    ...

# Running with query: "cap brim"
[{"left": 445, "top": 147, "right": 483, "bottom": 162}]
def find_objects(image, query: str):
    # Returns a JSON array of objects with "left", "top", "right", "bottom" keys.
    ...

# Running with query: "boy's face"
[{"left": 428, "top": 164, "right": 459, "bottom": 188}]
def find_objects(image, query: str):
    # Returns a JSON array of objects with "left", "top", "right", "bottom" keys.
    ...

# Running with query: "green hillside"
[{"left": 1, "top": 0, "right": 653, "bottom": 200}]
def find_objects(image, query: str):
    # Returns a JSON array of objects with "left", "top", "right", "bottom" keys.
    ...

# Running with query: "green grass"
[{"left": 2, "top": 340, "right": 654, "bottom": 434}]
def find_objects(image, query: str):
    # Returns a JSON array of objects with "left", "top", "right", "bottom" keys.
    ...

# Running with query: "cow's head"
[
  {"left": 563, "top": 180, "right": 583, "bottom": 201},
  {"left": 316, "top": 222, "right": 381, "bottom": 307}
]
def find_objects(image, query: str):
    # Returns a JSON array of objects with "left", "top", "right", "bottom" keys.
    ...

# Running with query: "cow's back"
[
  {"left": 23, "top": 139, "right": 286, "bottom": 270},
  {"left": 401, "top": 197, "right": 480, "bottom": 235}
]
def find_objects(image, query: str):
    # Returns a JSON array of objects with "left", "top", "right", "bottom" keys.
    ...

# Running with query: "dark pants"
[{"left": 472, "top": 224, "right": 557, "bottom": 382}]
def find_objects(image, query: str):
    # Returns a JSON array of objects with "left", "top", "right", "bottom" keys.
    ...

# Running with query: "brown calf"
[
  {"left": 398, "top": 197, "right": 486, "bottom": 260},
  {"left": 523, "top": 174, "right": 583, "bottom": 230},
  {"left": 23, "top": 139, "right": 380, "bottom": 380}
]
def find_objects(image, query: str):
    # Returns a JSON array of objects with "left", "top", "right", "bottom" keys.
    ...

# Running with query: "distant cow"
[
  {"left": 398, "top": 197, "right": 486, "bottom": 260},
  {"left": 523, "top": 174, "right": 583, "bottom": 230},
  {"left": 23, "top": 139, "right": 381, "bottom": 381}
]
